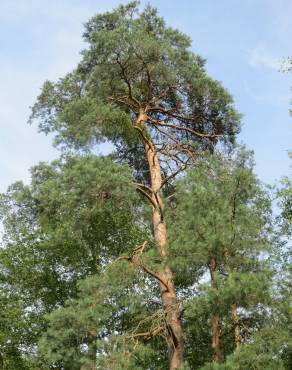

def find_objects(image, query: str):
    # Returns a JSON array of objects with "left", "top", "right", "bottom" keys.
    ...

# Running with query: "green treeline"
[{"left": 0, "top": 2, "right": 291, "bottom": 369}]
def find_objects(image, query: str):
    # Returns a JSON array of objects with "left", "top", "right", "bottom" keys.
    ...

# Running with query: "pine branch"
[
  {"left": 156, "top": 121, "right": 221, "bottom": 139},
  {"left": 115, "top": 241, "right": 169, "bottom": 291},
  {"left": 125, "top": 326, "right": 164, "bottom": 341},
  {"left": 133, "top": 124, "right": 154, "bottom": 153},
  {"left": 160, "top": 161, "right": 190, "bottom": 188},
  {"left": 135, "top": 185, "right": 157, "bottom": 209}
]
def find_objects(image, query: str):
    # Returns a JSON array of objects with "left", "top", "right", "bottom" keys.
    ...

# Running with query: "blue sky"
[{"left": 1, "top": 0, "right": 291, "bottom": 192}]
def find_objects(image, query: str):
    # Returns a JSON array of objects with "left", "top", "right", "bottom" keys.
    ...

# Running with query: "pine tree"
[
  {"left": 167, "top": 148, "right": 274, "bottom": 367},
  {"left": 29, "top": 3, "right": 240, "bottom": 367}
]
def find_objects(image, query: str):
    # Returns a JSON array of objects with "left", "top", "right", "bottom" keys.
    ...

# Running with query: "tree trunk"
[
  {"left": 224, "top": 249, "right": 241, "bottom": 351},
  {"left": 209, "top": 257, "right": 222, "bottom": 363},
  {"left": 138, "top": 111, "right": 184, "bottom": 369},
  {"left": 211, "top": 315, "right": 222, "bottom": 363},
  {"left": 231, "top": 304, "right": 241, "bottom": 351}
]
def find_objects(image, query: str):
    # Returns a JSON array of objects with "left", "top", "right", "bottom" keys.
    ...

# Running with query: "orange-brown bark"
[{"left": 137, "top": 110, "right": 184, "bottom": 369}]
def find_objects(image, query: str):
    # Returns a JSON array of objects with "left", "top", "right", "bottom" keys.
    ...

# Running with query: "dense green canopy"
[
  {"left": 0, "top": 156, "right": 148, "bottom": 368},
  {"left": 167, "top": 149, "right": 276, "bottom": 367},
  {"left": 30, "top": 1, "right": 241, "bottom": 181}
]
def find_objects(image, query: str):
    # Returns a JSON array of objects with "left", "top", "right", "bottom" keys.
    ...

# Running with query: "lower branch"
[
  {"left": 115, "top": 241, "right": 169, "bottom": 291},
  {"left": 125, "top": 326, "right": 164, "bottom": 341}
]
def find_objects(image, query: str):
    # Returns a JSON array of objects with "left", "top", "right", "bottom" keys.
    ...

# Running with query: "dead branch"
[
  {"left": 151, "top": 119, "right": 222, "bottom": 139},
  {"left": 136, "top": 185, "right": 157, "bottom": 209},
  {"left": 160, "top": 161, "right": 190, "bottom": 188},
  {"left": 125, "top": 326, "right": 164, "bottom": 341},
  {"left": 114, "top": 241, "right": 169, "bottom": 291}
]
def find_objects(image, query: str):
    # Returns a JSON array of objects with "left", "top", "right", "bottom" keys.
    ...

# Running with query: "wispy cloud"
[
  {"left": 243, "top": 79, "right": 291, "bottom": 108},
  {"left": 249, "top": 45, "right": 281, "bottom": 71}
]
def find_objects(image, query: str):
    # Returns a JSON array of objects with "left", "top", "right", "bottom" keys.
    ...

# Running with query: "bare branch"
[
  {"left": 148, "top": 106, "right": 202, "bottom": 124},
  {"left": 114, "top": 241, "right": 169, "bottom": 291},
  {"left": 108, "top": 96, "right": 138, "bottom": 111},
  {"left": 140, "top": 262, "right": 169, "bottom": 291},
  {"left": 160, "top": 161, "right": 189, "bottom": 188},
  {"left": 149, "top": 118, "right": 221, "bottom": 139},
  {"left": 136, "top": 185, "right": 157, "bottom": 209},
  {"left": 133, "top": 125, "right": 154, "bottom": 153},
  {"left": 153, "top": 122, "right": 195, "bottom": 158},
  {"left": 133, "top": 182, "right": 153, "bottom": 194},
  {"left": 147, "top": 86, "right": 176, "bottom": 108},
  {"left": 125, "top": 326, "right": 164, "bottom": 340}
]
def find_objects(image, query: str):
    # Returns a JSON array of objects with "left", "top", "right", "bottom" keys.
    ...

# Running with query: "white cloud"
[{"left": 249, "top": 46, "right": 281, "bottom": 71}]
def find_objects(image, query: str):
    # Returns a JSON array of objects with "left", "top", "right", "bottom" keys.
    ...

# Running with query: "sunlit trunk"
[{"left": 138, "top": 111, "right": 184, "bottom": 369}]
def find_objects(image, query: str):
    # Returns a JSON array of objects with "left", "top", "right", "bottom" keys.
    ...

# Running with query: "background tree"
[
  {"left": 0, "top": 156, "right": 145, "bottom": 368},
  {"left": 0, "top": 289, "right": 34, "bottom": 370},
  {"left": 167, "top": 148, "right": 274, "bottom": 367}
]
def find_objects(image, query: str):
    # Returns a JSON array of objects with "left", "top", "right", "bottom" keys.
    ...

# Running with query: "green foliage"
[
  {"left": 200, "top": 325, "right": 291, "bottom": 370},
  {"left": 38, "top": 259, "right": 168, "bottom": 369},
  {"left": 168, "top": 147, "right": 273, "bottom": 285},
  {"left": 27, "top": 4, "right": 242, "bottom": 364},
  {"left": 168, "top": 148, "right": 275, "bottom": 366},
  {"left": 0, "top": 155, "right": 146, "bottom": 367},
  {"left": 0, "top": 290, "right": 32, "bottom": 370},
  {"left": 30, "top": 1, "right": 240, "bottom": 160},
  {"left": 1, "top": 2, "right": 290, "bottom": 369},
  {"left": 0, "top": 148, "right": 289, "bottom": 369}
]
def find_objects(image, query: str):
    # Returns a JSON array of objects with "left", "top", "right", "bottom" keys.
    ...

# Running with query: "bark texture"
[
  {"left": 209, "top": 257, "right": 222, "bottom": 363},
  {"left": 138, "top": 111, "right": 184, "bottom": 369},
  {"left": 211, "top": 315, "right": 222, "bottom": 363}
]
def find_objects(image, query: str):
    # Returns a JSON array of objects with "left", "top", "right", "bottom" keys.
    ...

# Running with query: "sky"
[{"left": 1, "top": 0, "right": 291, "bottom": 193}]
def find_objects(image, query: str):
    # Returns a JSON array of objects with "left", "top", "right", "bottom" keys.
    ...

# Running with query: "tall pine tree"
[{"left": 29, "top": 3, "right": 240, "bottom": 367}]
